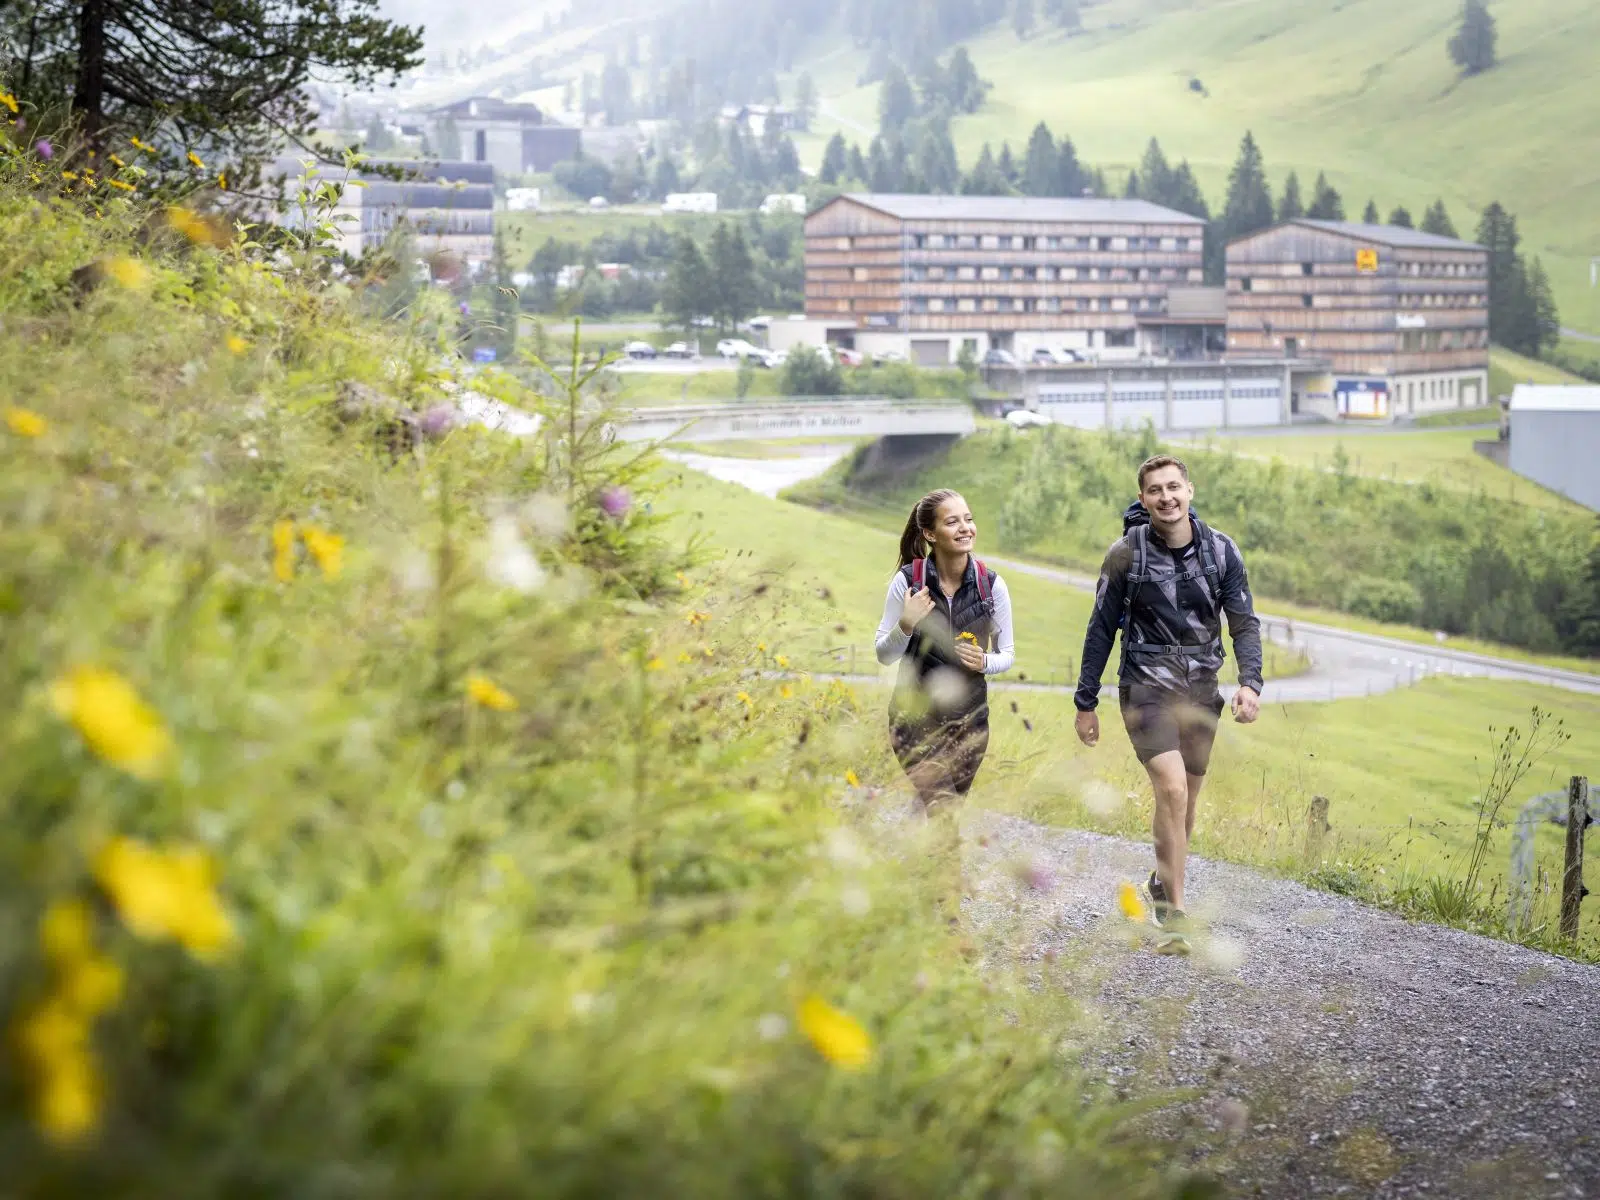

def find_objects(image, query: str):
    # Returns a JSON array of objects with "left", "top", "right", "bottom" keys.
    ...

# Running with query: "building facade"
[
  {"left": 1226, "top": 220, "right": 1490, "bottom": 419},
  {"left": 1506, "top": 386, "right": 1600, "bottom": 511},
  {"left": 803, "top": 194, "right": 1208, "bottom": 365},
  {"left": 428, "top": 97, "right": 580, "bottom": 176}
]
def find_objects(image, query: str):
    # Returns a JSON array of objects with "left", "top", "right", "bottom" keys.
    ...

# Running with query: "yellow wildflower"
[
  {"left": 300, "top": 525, "right": 343, "bottom": 578},
  {"left": 186, "top": 150, "right": 204, "bottom": 170},
  {"left": 677, "top": 651, "right": 692, "bottom": 665},
  {"left": 0, "top": 91, "right": 17, "bottom": 113},
  {"left": 757, "top": 641, "right": 768, "bottom": 653},
  {"left": 130, "top": 136, "right": 155, "bottom": 153},
  {"left": 102, "top": 256, "right": 150, "bottom": 290},
  {"left": 56, "top": 954, "right": 124, "bottom": 1019},
  {"left": 39, "top": 899, "right": 96, "bottom": 965},
  {"left": 702, "top": 646, "right": 714, "bottom": 659},
  {"left": 775, "top": 654, "right": 790, "bottom": 669},
  {"left": 797, "top": 995, "right": 872, "bottom": 1070},
  {"left": 5, "top": 406, "right": 47, "bottom": 438},
  {"left": 675, "top": 571, "right": 687, "bottom": 586},
  {"left": 15, "top": 999, "right": 87, "bottom": 1065},
  {"left": 109, "top": 153, "right": 126, "bottom": 168},
  {"left": 780, "top": 684, "right": 793, "bottom": 699},
  {"left": 686, "top": 610, "right": 709, "bottom": 627},
  {"left": 92, "top": 837, "right": 234, "bottom": 958},
  {"left": 645, "top": 657, "right": 665, "bottom": 671},
  {"left": 958, "top": 631, "right": 978, "bottom": 643},
  {"left": 466, "top": 673, "right": 518, "bottom": 712},
  {"left": 167, "top": 205, "right": 221, "bottom": 246},
  {"left": 107, "top": 178, "right": 134, "bottom": 192},
  {"left": 1117, "top": 882, "right": 1147, "bottom": 922},
  {"left": 217, "top": 171, "right": 227, "bottom": 191},
  {"left": 845, "top": 770, "right": 860, "bottom": 788},
  {"left": 35, "top": 1050, "right": 100, "bottom": 1144},
  {"left": 272, "top": 519, "right": 296, "bottom": 582},
  {"left": 60, "top": 170, "right": 77, "bottom": 182},
  {"left": 225, "top": 333, "right": 248, "bottom": 355},
  {"left": 736, "top": 691, "right": 753, "bottom": 706},
  {"left": 49, "top": 666, "right": 172, "bottom": 781}
]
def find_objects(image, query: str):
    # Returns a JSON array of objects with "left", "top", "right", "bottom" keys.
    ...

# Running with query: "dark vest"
[{"left": 891, "top": 556, "right": 995, "bottom": 725}]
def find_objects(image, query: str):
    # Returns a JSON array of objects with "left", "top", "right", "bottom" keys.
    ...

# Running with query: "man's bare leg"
[{"left": 1144, "top": 750, "right": 1191, "bottom": 911}]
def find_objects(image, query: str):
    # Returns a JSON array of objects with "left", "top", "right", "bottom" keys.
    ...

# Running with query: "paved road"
[
  {"left": 673, "top": 449, "right": 1600, "bottom": 701},
  {"left": 1561, "top": 326, "right": 1600, "bottom": 344}
]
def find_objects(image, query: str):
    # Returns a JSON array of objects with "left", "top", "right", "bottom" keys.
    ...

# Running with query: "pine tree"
[
  {"left": 878, "top": 63, "right": 917, "bottom": 134},
  {"left": 1166, "top": 161, "right": 1210, "bottom": 219},
  {"left": 794, "top": 72, "right": 817, "bottom": 130},
  {"left": 1420, "top": 199, "right": 1459, "bottom": 239},
  {"left": 651, "top": 155, "right": 682, "bottom": 200},
  {"left": 1136, "top": 138, "right": 1173, "bottom": 205},
  {"left": 846, "top": 143, "right": 869, "bottom": 183},
  {"left": 820, "top": 133, "right": 849, "bottom": 184},
  {"left": 1021, "top": 122, "right": 1057, "bottom": 196},
  {"left": 1526, "top": 257, "right": 1561, "bottom": 355},
  {"left": 963, "top": 143, "right": 1007, "bottom": 194},
  {"left": 945, "top": 47, "right": 988, "bottom": 114},
  {"left": 1362, "top": 199, "right": 1381, "bottom": 224},
  {"left": 1448, "top": 0, "right": 1498, "bottom": 75},
  {"left": 1057, "top": 134, "right": 1087, "bottom": 197},
  {"left": 1012, "top": 0, "right": 1035, "bottom": 39},
  {"left": 915, "top": 120, "right": 962, "bottom": 193},
  {"left": 1306, "top": 172, "right": 1344, "bottom": 220},
  {"left": 1387, "top": 205, "right": 1414, "bottom": 228},
  {"left": 996, "top": 142, "right": 1018, "bottom": 184},
  {"left": 1122, "top": 170, "right": 1140, "bottom": 199},
  {"left": 663, "top": 234, "right": 712, "bottom": 333},
  {"left": 1277, "top": 171, "right": 1304, "bottom": 221},
  {"left": 1210, "top": 131, "right": 1275, "bottom": 278},
  {"left": 1477, "top": 202, "right": 1525, "bottom": 350},
  {"left": 709, "top": 224, "right": 758, "bottom": 332}
]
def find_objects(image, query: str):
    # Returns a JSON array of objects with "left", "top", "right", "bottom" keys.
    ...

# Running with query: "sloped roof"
[
  {"left": 1288, "top": 219, "right": 1484, "bottom": 252},
  {"left": 429, "top": 96, "right": 543, "bottom": 123},
  {"left": 832, "top": 193, "right": 1206, "bottom": 225},
  {"left": 1510, "top": 385, "right": 1600, "bottom": 413}
]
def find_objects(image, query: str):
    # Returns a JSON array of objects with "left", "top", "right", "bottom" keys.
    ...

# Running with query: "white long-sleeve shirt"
[{"left": 874, "top": 571, "right": 1016, "bottom": 676}]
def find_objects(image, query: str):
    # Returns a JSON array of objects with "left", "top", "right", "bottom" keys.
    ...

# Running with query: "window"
[
  {"left": 1014, "top": 298, "right": 1028, "bottom": 312},
  {"left": 1088, "top": 267, "right": 1101, "bottom": 281},
  {"left": 981, "top": 266, "right": 1000, "bottom": 281},
  {"left": 958, "top": 298, "right": 976, "bottom": 313},
  {"left": 957, "top": 266, "right": 976, "bottom": 281},
  {"left": 926, "top": 234, "right": 947, "bottom": 249},
  {"left": 836, "top": 237, "right": 851, "bottom": 251},
  {"left": 1037, "top": 266, "right": 1055, "bottom": 281},
  {"left": 956, "top": 235, "right": 978, "bottom": 250},
  {"left": 1111, "top": 236, "right": 1128, "bottom": 251},
  {"left": 911, "top": 298, "right": 929, "bottom": 313},
  {"left": 981, "top": 297, "right": 999, "bottom": 312},
  {"left": 1060, "top": 266, "right": 1078, "bottom": 281},
  {"left": 1187, "top": 269, "right": 1203, "bottom": 282},
  {"left": 1042, "top": 297, "right": 1061, "bottom": 313},
  {"left": 981, "top": 235, "right": 1000, "bottom": 250},
  {"left": 928, "top": 266, "right": 946, "bottom": 281},
  {"left": 474, "top": 130, "right": 487, "bottom": 161},
  {"left": 1302, "top": 294, "right": 1314, "bottom": 308},
  {"left": 853, "top": 267, "right": 869, "bottom": 282},
  {"left": 1301, "top": 262, "right": 1314, "bottom": 276},
  {"left": 928, "top": 298, "right": 945, "bottom": 313},
  {"left": 1111, "top": 298, "right": 1129, "bottom": 311},
  {"left": 1107, "top": 330, "right": 1135, "bottom": 347},
  {"left": 1241, "top": 277, "right": 1253, "bottom": 292}
]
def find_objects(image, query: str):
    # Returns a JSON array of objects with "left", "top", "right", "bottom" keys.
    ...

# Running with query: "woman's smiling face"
[{"left": 923, "top": 494, "right": 976, "bottom": 557}]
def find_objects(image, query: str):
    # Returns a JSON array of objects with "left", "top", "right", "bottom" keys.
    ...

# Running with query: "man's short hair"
[{"left": 1137, "top": 454, "right": 1190, "bottom": 490}]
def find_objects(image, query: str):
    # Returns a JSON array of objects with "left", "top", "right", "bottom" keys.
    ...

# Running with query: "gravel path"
[{"left": 962, "top": 810, "right": 1600, "bottom": 1199}]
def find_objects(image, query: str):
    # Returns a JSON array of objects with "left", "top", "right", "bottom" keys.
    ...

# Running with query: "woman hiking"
[{"left": 875, "top": 490, "right": 1015, "bottom": 919}]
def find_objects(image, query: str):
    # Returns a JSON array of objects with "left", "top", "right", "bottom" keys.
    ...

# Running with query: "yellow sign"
[{"left": 1356, "top": 248, "right": 1379, "bottom": 273}]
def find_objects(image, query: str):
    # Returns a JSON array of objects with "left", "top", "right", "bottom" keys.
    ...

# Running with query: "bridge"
[{"left": 612, "top": 398, "right": 977, "bottom": 444}]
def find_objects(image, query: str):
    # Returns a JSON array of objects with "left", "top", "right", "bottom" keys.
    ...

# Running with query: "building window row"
[
  {"left": 909, "top": 295, "right": 1164, "bottom": 315},
  {"left": 1404, "top": 261, "right": 1484, "bottom": 277},
  {"left": 911, "top": 233, "right": 1201, "bottom": 253},
  {"left": 1400, "top": 329, "right": 1490, "bottom": 351},
  {"left": 903, "top": 264, "right": 1197, "bottom": 283},
  {"left": 1400, "top": 292, "right": 1487, "bottom": 308}
]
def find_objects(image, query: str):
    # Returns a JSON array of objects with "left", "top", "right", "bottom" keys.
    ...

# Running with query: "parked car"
[
  {"left": 1004, "top": 408, "right": 1052, "bottom": 429},
  {"left": 833, "top": 347, "right": 864, "bottom": 367},
  {"left": 1031, "top": 347, "right": 1061, "bottom": 365},
  {"left": 716, "top": 338, "right": 763, "bottom": 360},
  {"left": 588, "top": 196, "right": 610, "bottom": 209},
  {"left": 871, "top": 349, "right": 908, "bottom": 365},
  {"left": 746, "top": 315, "right": 773, "bottom": 331},
  {"left": 758, "top": 349, "right": 787, "bottom": 369},
  {"left": 661, "top": 341, "right": 695, "bottom": 359},
  {"left": 983, "top": 348, "right": 1019, "bottom": 367},
  {"left": 624, "top": 340, "right": 657, "bottom": 359}
]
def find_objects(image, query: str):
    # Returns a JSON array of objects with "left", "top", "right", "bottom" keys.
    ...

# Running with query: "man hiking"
[{"left": 1073, "top": 454, "right": 1263, "bottom": 955}]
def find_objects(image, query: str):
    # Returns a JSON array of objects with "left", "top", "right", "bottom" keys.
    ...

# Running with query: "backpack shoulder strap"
[
  {"left": 911, "top": 557, "right": 926, "bottom": 592},
  {"left": 973, "top": 558, "right": 992, "bottom": 604},
  {"left": 1122, "top": 527, "right": 1148, "bottom": 621},
  {"left": 1192, "top": 518, "right": 1221, "bottom": 579}
]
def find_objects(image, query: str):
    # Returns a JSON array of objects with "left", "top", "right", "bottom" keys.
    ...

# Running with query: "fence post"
[{"left": 1560, "top": 776, "right": 1590, "bottom": 942}]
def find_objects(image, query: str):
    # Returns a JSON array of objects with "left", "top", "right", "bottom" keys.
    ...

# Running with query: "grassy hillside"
[{"left": 793, "top": 0, "right": 1600, "bottom": 332}]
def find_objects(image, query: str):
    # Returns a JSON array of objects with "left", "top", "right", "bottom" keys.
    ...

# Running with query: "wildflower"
[
  {"left": 775, "top": 654, "right": 790, "bottom": 669},
  {"left": 686, "top": 611, "right": 709, "bottom": 627},
  {"left": 757, "top": 641, "right": 768, "bottom": 653},
  {"left": 466, "top": 673, "right": 518, "bottom": 712},
  {"left": 39, "top": 900, "right": 96, "bottom": 965},
  {"left": 56, "top": 954, "right": 124, "bottom": 1019},
  {"left": 780, "top": 684, "right": 793, "bottom": 699},
  {"left": 49, "top": 666, "right": 173, "bottom": 781},
  {"left": 1117, "top": 882, "right": 1147, "bottom": 922},
  {"left": 272, "top": 519, "right": 296, "bottom": 582},
  {"left": 845, "top": 769, "right": 860, "bottom": 788},
  {"left": 645, "top": 657, "right": 665, "bottom": 671},
  {"left": 958, "top": 631, "right": 978, "bottom": 643},
  {"left": 300, "top": 525, "right": 343, "bottom": 577},
  {"left": 107, "top": 178, "right": 134, "bottom": 192},
  {"left": 34, "top": 138, "right": 52, "bottom": 159},
  {"left": 5, "top": 406, "right": 47, "bottom": 437},
  {"left": 0, "top": 91, "right": 16, "bottom": 113},
  {"left": 702, "top": 646, "right": 714, "bottom": 659},
  {"left": 677, "top": 652, "right": 692, "bottom": 665},
  {"left": 797, "top": 995, "right": 872, "bottom": 1069},
  {"left": 130, "top": 136, "right": 155, "bottom": 153},
  {"left": 676, "top": 571, "right": 688, "bottom": 586},
  {"left": 109, "top": 153, "right": 125, "bottom": 168},
  {"left": 217, "top": 171, "right": 227, "bottom": 191},
  {"left": 186, "top": 150, "right": 204, "bottom": 170},
  {"left": 35, "top": 1052, "right": 99, "bottom": 1144},
  {"left": 736, "top": 691, "right": 753, "bottom": 707},
  {"left": 60, "top": 169, "right": 77, "bottom": 181},
  {"left": 225, "top": 333, "right": 248, "bottom": 355},
  {"left": 102, "top": 256, "right": 150, "bottom": 290},
  {"left": 598, "top": 485, "right": 631, "bottom": 518},
  {"left": 93, "top": 837, "right": 234, "bottom": 958}
]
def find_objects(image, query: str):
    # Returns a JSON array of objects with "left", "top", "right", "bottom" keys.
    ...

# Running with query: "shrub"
[
  {"left": 780, "top": 344, "right": 843, "bottom": 396},
  {"left": 1341, "top": 576, "right": 1423, "bottom": 625}
]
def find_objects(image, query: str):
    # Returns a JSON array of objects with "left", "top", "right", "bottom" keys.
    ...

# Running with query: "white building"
[
  {"left": 1507, "top": 386, "right": 1600, "bottom": 511},
  {"left": 760, "top": 193, "right": 807, "bottom": 216},
  {"left": 663, "top": 192, "right": 719, "bottom": 214}
]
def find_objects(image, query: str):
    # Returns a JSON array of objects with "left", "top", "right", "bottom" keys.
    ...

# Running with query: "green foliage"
[
  {"left": 792, "top": 425, "right": 1597, "bottom": 656},
  {"left": 1448, "top": 0, "right": 1498, "bottom": 75},
  {"left": 0, "top": 149, "right": 1175, "bottom": 1196},
  {"left": 781, "top": 345, "right": 844, "bottom": 396}
]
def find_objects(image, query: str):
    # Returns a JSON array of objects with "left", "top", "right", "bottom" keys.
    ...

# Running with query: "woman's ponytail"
[{"left": 897, "top": 488, "right": 959, "bottom": 568}]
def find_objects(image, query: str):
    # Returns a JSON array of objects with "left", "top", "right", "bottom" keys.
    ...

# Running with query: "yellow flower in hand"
[
  {"left": 50, "top": 666, "right": 173, "bottom": 780},
  {"left": 797, "top": 995, "right": 872, "bottom": 1069}
]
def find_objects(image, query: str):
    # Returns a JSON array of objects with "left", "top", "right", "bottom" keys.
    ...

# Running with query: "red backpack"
[{"left": 911, "top": 556, "right": 992, "bottom": 605}]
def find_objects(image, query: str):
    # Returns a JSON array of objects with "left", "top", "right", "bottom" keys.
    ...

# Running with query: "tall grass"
[{"left": 0, "top": 142, "right": 1193, "bottom": 1193}]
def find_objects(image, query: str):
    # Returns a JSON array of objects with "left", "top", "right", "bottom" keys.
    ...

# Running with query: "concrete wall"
[
  {"left": 1508, "top": 409, "right": 1600, "bottom": 511},
  {"left": 614, "top": 399, "right": 977, "bottom": 444}
]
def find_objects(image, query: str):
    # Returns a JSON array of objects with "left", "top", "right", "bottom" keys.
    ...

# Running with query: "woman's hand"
[
  {"left": 898, "top": 586, "right": 936, "bottom": 635},
  {"left": 954, "top": 641, "right": 986, "bottom": 672}
]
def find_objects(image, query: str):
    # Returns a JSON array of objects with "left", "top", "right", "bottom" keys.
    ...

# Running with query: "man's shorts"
[{"left": 1118, "top": 679, "right": 1226, "bottom": 775}]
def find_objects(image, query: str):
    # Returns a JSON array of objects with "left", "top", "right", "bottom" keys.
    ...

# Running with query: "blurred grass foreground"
[{"left": 0, "top": 145, "right": 1188, "bottom": 1195}]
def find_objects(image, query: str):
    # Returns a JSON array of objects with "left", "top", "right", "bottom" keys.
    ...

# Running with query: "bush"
[
  {"left": 0, "top": 143, "right": 1173, "bottom": 1196},
  {"left": 1341, "top": 576, "right": 1423, "bottom": 625},
  {"left": 780, "top": 345, "right": 843, "bottom": 396}
]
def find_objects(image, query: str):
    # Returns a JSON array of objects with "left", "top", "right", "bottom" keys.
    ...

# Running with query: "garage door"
[{"left": 912, "top": 339, "right": 948, "bottom": 368}]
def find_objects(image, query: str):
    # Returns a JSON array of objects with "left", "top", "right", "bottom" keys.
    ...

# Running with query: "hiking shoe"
[
  {"left": 1154, "top": 910, "right": 1191, "bottom": 956},
  {"left": 1141, "top": 871, "right": 1173, "bottom": 929}
]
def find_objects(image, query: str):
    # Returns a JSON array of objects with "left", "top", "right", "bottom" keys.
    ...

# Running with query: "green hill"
[{"left": 791, "top": 0, "right": 1600, "bottom": 332}]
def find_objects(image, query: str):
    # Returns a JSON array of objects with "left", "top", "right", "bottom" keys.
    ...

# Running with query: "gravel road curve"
[{"left": 962, "top": 810, "right": 1600, "bottom": 1199}]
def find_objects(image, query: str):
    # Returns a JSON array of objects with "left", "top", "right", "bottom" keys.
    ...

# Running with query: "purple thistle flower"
[
  {"left": 34, "top": 138, "right": 52, "bottom": 160},
  {"left": 598, "top": 485, "right": 631, "bottom": 519},
  {"left": 419, "top": 403, "right": 458, "bottom": 439}
]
